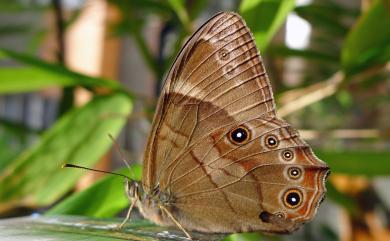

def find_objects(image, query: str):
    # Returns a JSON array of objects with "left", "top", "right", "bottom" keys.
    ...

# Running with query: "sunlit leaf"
[
  {"left": 0, "top": 93, "right": 132, "bottom": 213},
  {"left": 240, "top": 0, "right": 295, "bottom": 52},
  {"left": 0, "top": 49, "right": 123, "bottom": 93},
  {"left": 341, "top": 0, "right": 390, "bottom": 75}
]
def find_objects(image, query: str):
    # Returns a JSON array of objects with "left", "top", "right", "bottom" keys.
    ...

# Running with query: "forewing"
[{"left": 142, "top": 12, "right": 276, "bottom": 191}]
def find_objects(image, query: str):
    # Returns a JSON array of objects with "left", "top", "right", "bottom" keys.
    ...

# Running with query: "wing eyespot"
[
  {"left": 283, "top": 189, "right": 303, "bottom": 209},
  {"left": 282, "top": 149, "right": 294, "bottom": 161},
  {"left": 264, "top": 134, "right": 278, "bottom": 148},
  {"left": 229, "top": 126, "right": 250, "bottom": 145},
  {"left": 287, "top": 167, "right": 302, "bottom": 180}
]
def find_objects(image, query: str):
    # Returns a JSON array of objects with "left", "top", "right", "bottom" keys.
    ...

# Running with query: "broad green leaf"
[
  {"left": 0, "top": 49, "right": 123, "bottom": 93},
  {"left": 240, "top": 0, "right": 295, "bottom": 53},
  {"left": 0, "top": 66, "right": 81, "bottom": 93},
  {"left": 0, "top": 93, "right": 132, "bottom": 213},
  {"left": 0, "top": 215, "right": 220, "bottom": 241},
  {"left": 47, "top": 165, "right": 142, "bottom": 218},
  {"left": 341, "top": 0, "right": 390, "bottom": 75},
  {"left": 316, "top": 149, "right": 390, "bottom": 177}
]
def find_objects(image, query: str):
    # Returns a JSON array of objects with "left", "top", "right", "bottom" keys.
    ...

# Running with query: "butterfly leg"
[
  {"left": 118, "top": 199, "right": 137, "bottom": 229},
  {"left": 159, "top": 205, "right": 192, "bottom": 240}
]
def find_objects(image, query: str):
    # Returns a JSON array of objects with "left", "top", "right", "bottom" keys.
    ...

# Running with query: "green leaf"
[
  {"left": 269, "top": 45, "right": 339, "bottom": 62},
  {"left": 0, "top": 24, "right": 30, "bottom": 36},
  {"left": 0, "top": 93, "right": 132, "bottom": 213},
  {"left": 222, "top": 233, "right": 266, "bottom": 241},
  {"left": 0, "top": 66, "right": 79, "bottom": 93},
  {"left": 0, "top": 215, "right": 220, "bottom": 241},
  {"left": 316, "top": 149, "right": 390, "bottom": 177},
  {"left": 294, "top": 3, "right": 358, "bottom": 37},
  {"left": 0, "top": 1, "right": 43, "bottom": 12},
  {"left": 0, "top": 49, "right": 123, "bottom": 93},
  {"left": 187, "top": 0, "right": 207, "bottom": 21},
  {"left": 240, "top": 0, "right": 296, "bottom": 53},
  {"left": 167, "top": 0, "right": 190, "bottom": 32},
  {"left": 0, "top": 118, "right": 40, "bottom": 172},
  {"left": 47, "top": 165, "right": 142, "bottom": 218},
  {"left": 341, "top": 0, "right": 390, "bottom": 75}
]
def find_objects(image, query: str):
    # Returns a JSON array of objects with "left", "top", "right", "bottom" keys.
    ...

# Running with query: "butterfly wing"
[
  {"left": 143, "top": 11, "right": 275, "bottom": 191},
  {"left": 141, "top": 12, "right": 329, "bottom": 233}
]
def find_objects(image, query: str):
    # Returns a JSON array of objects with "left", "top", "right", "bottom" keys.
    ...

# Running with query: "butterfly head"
[{"left": 125, "top": 178, "right": 142, "bottom": 200}]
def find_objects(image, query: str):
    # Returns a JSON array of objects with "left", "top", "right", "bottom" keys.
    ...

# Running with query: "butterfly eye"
[
  {"left": 229, "top": 126, "right": 250, "bottom": 144},
  {"left": 288, "top": 167, "right": 302, "bottom": 180},
  {"left": 283, "top": 189, "right": 303, "bottom": 209},
  {"left": 282, "top": 150, "right": 294, "bottom": 161},
  {"left": 127, "top": 181, "right": 140, "bottom": 198},
  {"left": 265, "top": 135, "right": 278, "bottom": 148}
]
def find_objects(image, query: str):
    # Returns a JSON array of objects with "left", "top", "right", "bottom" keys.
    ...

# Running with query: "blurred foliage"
[
  {"left": 0, "top": 93, "right": 132, "bottom": 212},
  {"left": 341, "top": 0, "right": 390, "bottom": 75},
  {"left": 47, "top": 165, "right": 142, "bottom": 218},
  {"left": 0, "top": 0, "right": 389, "bottom": 241},
  {"left": 240, "top": 0, "right": 296, "bottom": 52},
  {"left": 0, "top": 49, "right": 123, "bottom": 93}
]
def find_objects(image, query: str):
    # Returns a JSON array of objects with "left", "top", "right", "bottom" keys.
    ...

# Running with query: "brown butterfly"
[
  {"left": 66, "top": 11, "right": 329, "bottom": 239},
  {"left": 134, "top": 11, "right": 329, "bottom": 238}
]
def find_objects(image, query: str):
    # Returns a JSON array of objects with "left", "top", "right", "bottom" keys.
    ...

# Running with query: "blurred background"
[{"left": 0, "top": 0, "right": 389, "bottom": 241}]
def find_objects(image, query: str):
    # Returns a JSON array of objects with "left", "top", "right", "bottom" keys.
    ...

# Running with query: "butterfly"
[{"left": 65, "top": 11, "right": 329, "bottom": 240}]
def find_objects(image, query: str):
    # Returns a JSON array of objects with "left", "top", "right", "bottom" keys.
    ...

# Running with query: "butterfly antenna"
[
  {"left": 62, "top": 163, "right": 131, "bottom": 180},
  {"left": 108, "top": 133, "right": 136, "bottom": 180}
]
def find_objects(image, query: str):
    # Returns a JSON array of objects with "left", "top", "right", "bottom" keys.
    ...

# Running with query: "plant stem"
[{"left": 53, "top": 0, "right": 74, "bottom": 116}]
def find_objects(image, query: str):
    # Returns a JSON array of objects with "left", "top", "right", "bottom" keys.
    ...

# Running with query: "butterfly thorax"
[
  {"left": 135, "top": 184, "right": 177, "bottom": 227},
  {"left": 125, "top": 180, "right": 174, "bottom": 225}
]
